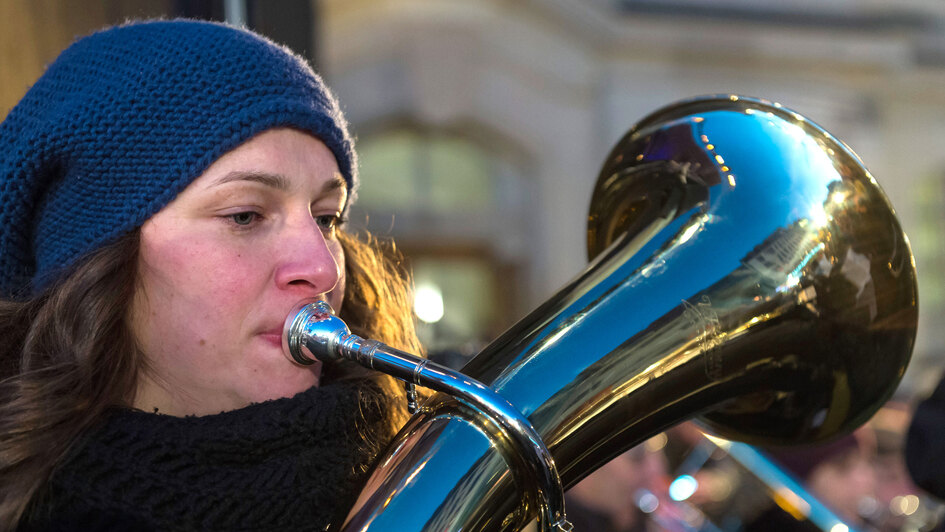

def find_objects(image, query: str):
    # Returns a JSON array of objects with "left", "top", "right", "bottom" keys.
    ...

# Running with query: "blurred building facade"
[{"left": 3, "top": 0, "right": 945, "bottom": 394}]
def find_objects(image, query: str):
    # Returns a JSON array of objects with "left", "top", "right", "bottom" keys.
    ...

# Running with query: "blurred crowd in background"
[{"left": 547, "top": 406, "right": 941, "bottom": 532}]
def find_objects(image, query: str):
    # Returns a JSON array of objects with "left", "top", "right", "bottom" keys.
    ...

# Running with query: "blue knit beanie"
[{"left": 0, "top": 19, "right": 358, "bottom": 299}]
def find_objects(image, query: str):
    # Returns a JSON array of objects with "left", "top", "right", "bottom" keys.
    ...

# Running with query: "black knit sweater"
[{"left": 21, "top": 381, "right": 395, "bottom": 531}]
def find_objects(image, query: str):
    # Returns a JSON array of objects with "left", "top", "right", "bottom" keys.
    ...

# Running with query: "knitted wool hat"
[{"left": 0, "top": 19, "right": 358, "bottom": 299}]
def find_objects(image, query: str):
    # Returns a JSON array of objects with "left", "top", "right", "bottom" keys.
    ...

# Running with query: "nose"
[{"left": 273, "top": 216, "right": 342, "bottom": 296}]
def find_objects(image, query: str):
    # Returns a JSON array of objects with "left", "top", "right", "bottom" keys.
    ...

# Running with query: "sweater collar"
[{"left": 34, "top": 381, "right": 394, "bottom": 531}]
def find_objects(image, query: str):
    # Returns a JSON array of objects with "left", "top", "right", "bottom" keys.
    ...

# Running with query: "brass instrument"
[{"left": 285, "top": 95, "right": 917, "bottom": 531}]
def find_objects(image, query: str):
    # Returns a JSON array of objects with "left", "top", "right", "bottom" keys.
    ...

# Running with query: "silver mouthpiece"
[{"left": 282, "top": 299, "right": 349, "bottom": 366}]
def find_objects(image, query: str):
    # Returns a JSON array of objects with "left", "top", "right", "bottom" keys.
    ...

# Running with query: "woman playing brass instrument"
[{"left": 0, "top": 19, "right": 421, "bottom": 531}]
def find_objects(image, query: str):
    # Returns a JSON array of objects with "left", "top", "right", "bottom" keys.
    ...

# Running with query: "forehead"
[{"left": 190, "top": 128, "right": 345, "bottom": 195}]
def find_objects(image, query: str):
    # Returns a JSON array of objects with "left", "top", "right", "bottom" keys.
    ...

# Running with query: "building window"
[
  {"left": 357, "top": 129, "right": 493, "bottom": 214},
  {"left": 352, "top": 127, "right": 531, "bottom": 360}
]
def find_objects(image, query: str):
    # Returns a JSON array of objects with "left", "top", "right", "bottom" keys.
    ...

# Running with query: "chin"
[{"left": 250, "top": 362, "right": 321, "bottom": 403}]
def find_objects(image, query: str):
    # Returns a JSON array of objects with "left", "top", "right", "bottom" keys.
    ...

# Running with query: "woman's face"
[{"left": 131, "top": 128, "right": 346, "bottom": 416}]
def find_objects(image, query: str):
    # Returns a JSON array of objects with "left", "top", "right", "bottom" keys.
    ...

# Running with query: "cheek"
[
  {"left": 140, "top": 239, "right": 217, "bottom": 302},
  {"left": 143, "top": 224, "right": 266, "bottom": 292},
  {"left": 134, "top": 240, "right": 204, "bottom": 346},
  {"left": 134, "top": 228, "right": 262, "bottom": 347}
]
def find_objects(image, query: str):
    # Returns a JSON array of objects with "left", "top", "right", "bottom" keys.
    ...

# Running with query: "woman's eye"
[
  {"left": 229, "top": 212, "right": 259, "bottom": 226},
  {"left": 315, "top": 214, "right": 342, "bottom": 232}
]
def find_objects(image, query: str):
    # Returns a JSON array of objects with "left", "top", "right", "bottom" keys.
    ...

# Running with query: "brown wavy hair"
[{"left": 0, "top": 228, "right": 420, "bottom": 529}]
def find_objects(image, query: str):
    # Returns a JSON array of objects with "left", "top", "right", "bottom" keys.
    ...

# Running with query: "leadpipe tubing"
[{"left": 282, "top": 300, "right": 572, "bottom": 532}]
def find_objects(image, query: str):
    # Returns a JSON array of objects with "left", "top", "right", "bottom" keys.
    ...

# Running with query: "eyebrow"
[
  {"left": 211, "top": 171, "right": 346, "bottom": 196},
  {"left": 212, "top": 171, "right": 289, "bottom": 191}
]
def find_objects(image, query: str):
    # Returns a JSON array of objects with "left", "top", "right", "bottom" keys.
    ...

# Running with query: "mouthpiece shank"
[{"left": 283, "top": 300, "right": 572, "bottom": 532}]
